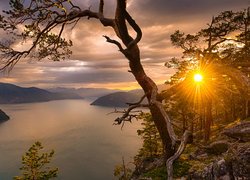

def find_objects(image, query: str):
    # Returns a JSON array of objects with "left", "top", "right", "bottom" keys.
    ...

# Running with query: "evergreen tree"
[
  {"left": 135, "top": 113, "right": 163, "bottom": 160},
  {"left": 14, "top": 141, "right": 58, "bottom": 180},
  {"left": 165, "top": 8, "right": 250, "bottom": 142}
]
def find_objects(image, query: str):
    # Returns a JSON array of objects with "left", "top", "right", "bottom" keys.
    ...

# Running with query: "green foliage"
[
  {"left": 135, "top": 113, "right": 163, "bottom": 160},
  {"left": 164, "top": 8, "right": 250, "bottom": 142},
  {"left": 143, "top": 166, "right": 167, "bottom": 180},
  {"left": 167, "top": 9, "right": 249, "bottom": 88},
  {"left": 173, "top": 160, "right": 191, "bottom": 178},
  {"left": 0, "top": 0, "right": 74, "bottom": 62},
  {"left": 142, "top": 160, "right": 190, "bottom": 179},
  {"left": 14, "top": 141, "right": 58, "bottom": 180}
]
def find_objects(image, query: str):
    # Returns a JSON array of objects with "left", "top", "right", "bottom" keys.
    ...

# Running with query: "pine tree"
[{"left": 14, "top": 141, "right": 58, "bottom": 180}]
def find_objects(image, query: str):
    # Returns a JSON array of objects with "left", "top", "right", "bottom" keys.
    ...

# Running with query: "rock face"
[
  {"left": 223, "top": 121, "right": 250, "bottom": 142},
  {"left": 189, "top": 159, "right": 232, "bottom": 180},
  {"left": 231, "top": 143, "right": 250, "bottom": 178},
  {"left": 0, "top": 109, "right": 9, "bottom": 121},
  {"left": 131, "top": 122, "right": 250, "bottom": 180},
  {"left": 189, "top": 143, "right": 250, "bottom": 180}
]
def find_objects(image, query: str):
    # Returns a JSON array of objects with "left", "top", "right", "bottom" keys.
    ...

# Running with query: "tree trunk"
[
  {"left": 204, "top": 99, "right": 212, "bottom": 142},
  {"left": 182, "top": 113, "right": 187, "bottom": 133},
  {"left": 166, "top": 131, "right": 192, "bottom": 180},
  {"left": 110, "top": 0, "right": 177, "bottom": 158},
  {"left": 245, "top": 100, "right": 250, "bottom": 119},
  {"left": 247, "top": 100, "right": 250, "bottom": 118},
  {"left": 126, "top": 45, "right": 176, "bottom": 159}
]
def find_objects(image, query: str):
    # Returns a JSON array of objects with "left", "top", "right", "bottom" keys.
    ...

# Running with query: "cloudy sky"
[{"left": 0, "top": 0, "right": 249, "bottom": 90}]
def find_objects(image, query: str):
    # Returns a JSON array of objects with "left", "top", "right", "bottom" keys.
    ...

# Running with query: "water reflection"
[{"left": 0, "top": 100, "right": 142, "bottom": 179}]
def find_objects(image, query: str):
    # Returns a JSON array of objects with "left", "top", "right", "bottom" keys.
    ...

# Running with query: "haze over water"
[{"left": 0, "top": 99, "right": 142, "bottom": 180}]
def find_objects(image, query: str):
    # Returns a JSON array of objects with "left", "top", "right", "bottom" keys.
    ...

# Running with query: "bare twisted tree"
[{"left": 0, "top": 0, "right": 192, "bottom": 178}]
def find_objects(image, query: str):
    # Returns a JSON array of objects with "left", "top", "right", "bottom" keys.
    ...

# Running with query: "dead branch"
[
  {"left": 113, "top": 103, "right": 149, "bottom": 128},
  {"left": 106, "top": 94, "right": 149, "bottom": 129},
  {"left": 124, "top": 10, "right": 142, "bottom": 49},
  {"left": 126, "top": 94, "right": 147, "bottom": 106},
  {"left": 0, "top": 0, "right": 115, "bottom": 71},
  {"left": 103, "top": 35, "right": 126, "bottom": 54},
  {"left": 166, "top": 130, "right": 192, "bottom": 180}
]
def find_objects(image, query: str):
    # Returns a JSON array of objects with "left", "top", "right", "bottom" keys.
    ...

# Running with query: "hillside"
[
  {"left": 90, "top": 84, "right": 169, "bottom": 107},
  {"left": 91, "top": 91, "right": 145, "bottom": 107},
  {"left": 0, "top": 82, "right": 82, "bottom": 104}
]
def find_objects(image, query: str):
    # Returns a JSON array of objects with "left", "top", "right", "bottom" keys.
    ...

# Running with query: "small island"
[{"left": 0, "top": 109, "right": 9, "bottom": 122}]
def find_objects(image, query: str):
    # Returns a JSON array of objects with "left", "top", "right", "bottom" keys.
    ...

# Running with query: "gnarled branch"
[
  {"left": 124, "top": 10, "right": 142, "bottom": 49},
  {"left": 166, "top": 130, "right": 192, "bottom": 180}
]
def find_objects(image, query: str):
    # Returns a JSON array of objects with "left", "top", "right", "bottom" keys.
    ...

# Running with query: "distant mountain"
[
  {"left": 0, "top": 109, "right": 9, "bottom": 121},
  {"left": 0, "top": 82, "right": 83, "bottom": 104},
  {"left": 48, "top": 87, "right": 119, "bottom": 98},
  {"left": 90, "top": 84, "right": 170, "bottom": 107},
  {"left": 91, "top": 91, "right": 145, "bottom": 107}
]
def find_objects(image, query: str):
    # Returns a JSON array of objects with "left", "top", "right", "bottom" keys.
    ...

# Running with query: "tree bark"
[
  {"left": 113, "top": 0, "right": 177, "bottom": 159},
  {"left": 166, "top": 130, "right": 192, "bottom": 180},
  {"left": 204, "top": 99, "right": 212, "bottom": 142},
  {"left": 127, "top": 46, "right": 176, "bottom": 158}
]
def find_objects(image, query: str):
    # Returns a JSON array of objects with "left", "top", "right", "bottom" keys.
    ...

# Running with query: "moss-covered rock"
[
  {"left": 205, "top": 141, "right": 229, "bottom": 155},
  {"left": 223, "top": 121, "right": 250, "bottom": 142},
  {"left": 230, "top": 143, "right": 250, "bottom": 178},
  {"left": 189, "top": 143, "right": 250, "bottom": 180}
]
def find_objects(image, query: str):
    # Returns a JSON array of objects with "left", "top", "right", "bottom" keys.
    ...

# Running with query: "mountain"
[
  {"left": 48, "top": 87, "right": 119, "bottom": 98},
  {"left": 90, "top": 84, "right": 170, "bottom": 107},
  {"left": 0, "top": 82, "right": 82, "bottom": 104},
  {"left": 0, "top": 109, "right": 9, "bottom": 121},
  {"left": 91, "top": 91, "right": 145, "bottom": 107}
]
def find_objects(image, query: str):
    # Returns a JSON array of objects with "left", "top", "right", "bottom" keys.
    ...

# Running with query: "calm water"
[{"left": 0, "top": 99, "right": 142, "bottom": 180}]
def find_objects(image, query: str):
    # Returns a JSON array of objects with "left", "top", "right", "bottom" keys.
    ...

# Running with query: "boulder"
[
  {"left": 189, "top": 143, "right": 250, "bottom": 179},
  {"left": 205, "top": 141, "right": 229, "bottom": 155},
  {"left": 231, "top": 143, "right": 250, "bottom": 178},
  {"left": 223, "top": 121, "right": 250, "bottom": 142},
  {"left": 189, "top": 159, "right": 232, "bottom": 180}
]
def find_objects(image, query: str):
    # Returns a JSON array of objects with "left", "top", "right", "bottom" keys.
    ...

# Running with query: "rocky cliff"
[{"left": 131, "top": 121, "right": 250, "bottom": 179}]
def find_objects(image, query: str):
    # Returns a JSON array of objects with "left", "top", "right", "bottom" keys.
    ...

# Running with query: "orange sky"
[{"left": 0, "top": 0, "right": 248, "bottom": 90}]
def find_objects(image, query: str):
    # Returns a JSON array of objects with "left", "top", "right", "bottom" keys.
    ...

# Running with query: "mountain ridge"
[
  {"left": 91, "top": 90, "right": 145, "bottom": 107},
  {"left": 0, "top": 82, "right": 83, "bottom": 104},
  {"left": 90, "top": 84, "right": 170, "bottom": 107}
]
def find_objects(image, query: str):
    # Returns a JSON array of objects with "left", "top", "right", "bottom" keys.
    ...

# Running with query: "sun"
[{"left": 194, "top": 73, "right": 203, "bottom": 82}]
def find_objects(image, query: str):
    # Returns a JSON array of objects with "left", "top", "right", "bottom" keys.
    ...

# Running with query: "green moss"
[
  {"left": 182, "top": 144, "right": 198, "bottom": 155},
  {"left": 173, "top": 160, "right": 191, "bottom": 177},
  {"left": 245, "top": 117, "right": 250, "bottom": 122},
  {"left": 188, "top": 157, "right": 215, "bottom": 173},
  {"left": 143, "top": 166, "right": 167, "bottom": 180},
  {"left": 206, "top": 142, "right": 229, "bottom": 155},
  {"left": 142, "top": 160, "right": 191, "bottom": 179}
]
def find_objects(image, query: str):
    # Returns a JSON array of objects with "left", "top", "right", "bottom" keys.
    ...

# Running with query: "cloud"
[
  {"left": 0, "top": 0, "right": 248, "bottom": 89},
  {"left": 129, "top": 0, "right": 249, "bottom": 25}
]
